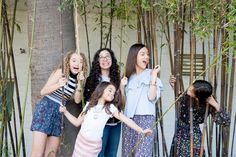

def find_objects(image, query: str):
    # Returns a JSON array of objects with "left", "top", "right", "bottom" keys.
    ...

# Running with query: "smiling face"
[
  {"left": 99, "top": 50, "right": 112, "bottom": 70},
  {"left": 69, "top": 53, "right": 83, "bottom": 75},
  {"left": 135, "top": 47, "right": 149, "bottom": 72},
  {"left": 101, "top": 84, "right": 116, "bottom": 103}
]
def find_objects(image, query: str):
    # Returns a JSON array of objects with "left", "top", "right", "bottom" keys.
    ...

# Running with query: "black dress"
[{"left": 169, "top": 93, "right": 230, "bottom": 157}]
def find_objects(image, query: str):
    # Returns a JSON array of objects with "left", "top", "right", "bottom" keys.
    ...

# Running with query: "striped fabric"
[
  {"left": 46, "top": 74, "right": 77, "bottom": 104},
  {"left": 72, "top": 132, "right": 102, "bottom": 157}
]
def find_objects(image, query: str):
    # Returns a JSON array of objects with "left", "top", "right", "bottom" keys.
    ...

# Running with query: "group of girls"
[{"left": 30, "top": 43, "right": 230, "bottom": 157}]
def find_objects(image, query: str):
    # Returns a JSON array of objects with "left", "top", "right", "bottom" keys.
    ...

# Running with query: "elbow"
[
  {"left": 148, "top": 94, "right": 157, "bottom": 101},
  {"left": 40, "top": 89, "right": 46, "bottom": 96}
]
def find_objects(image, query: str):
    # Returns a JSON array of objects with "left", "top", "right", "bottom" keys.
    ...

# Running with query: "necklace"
[{"left": 93, "top": 105, "right": 103, "bottom": 119}]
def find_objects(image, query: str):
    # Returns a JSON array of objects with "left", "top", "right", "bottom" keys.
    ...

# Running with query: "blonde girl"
[{"left": 31, "top": 51, "right": 87, "bottom": 157}]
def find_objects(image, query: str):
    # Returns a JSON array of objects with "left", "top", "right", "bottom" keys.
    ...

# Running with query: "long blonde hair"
[{"left": 59, "top": 50, "right": 88, "bottom": 82}]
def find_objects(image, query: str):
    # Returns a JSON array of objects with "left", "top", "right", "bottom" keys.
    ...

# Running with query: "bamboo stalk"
[
  {"left": 189, "top": 1, "right": 196, "bottom": 156},
  {"left": 200, "top": 104, "right": 209, "bottom": 157},
  {"left": 8, "top": 121, "right": 16, "bottom": 157},
  {"left": 82, "top": 0, "right": 91, "bottom": 68},
  {"left": 100, "top": 0, "right": 103, "bottom": 48},
  {"left": 137, "top": 0, "right": 141, "bottom": 43},
  {"left": 2, "top": 0, "right": 26, "bottom": 156},
  {"left": 231, "top": 113, "right": 236, "bottom": 157}
]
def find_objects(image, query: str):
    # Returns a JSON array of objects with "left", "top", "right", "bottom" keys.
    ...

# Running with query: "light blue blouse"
[{"left": 124, "top": 69, "right": 163, "bottom": 118}]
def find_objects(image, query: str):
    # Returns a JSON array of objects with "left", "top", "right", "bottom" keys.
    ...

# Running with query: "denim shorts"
[{"left": 30, "top": 97, "right": 62, "bottom": 137}]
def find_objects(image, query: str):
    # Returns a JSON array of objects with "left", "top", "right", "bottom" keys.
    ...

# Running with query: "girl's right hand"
[
  {"left": 169, "top": 75, "right": 176, "bottom": 89},
  {"left": 59, "top": 105, "right": 67, "bottom": 113},
  {"left": 120, "top": 76, "right": 128, "bottom": 87},
  {"left": 142, "top": 128, "right": 153, "bottom": 136},
  {"left": 58, "top": 76, "right": 67, "bottom": 87}
]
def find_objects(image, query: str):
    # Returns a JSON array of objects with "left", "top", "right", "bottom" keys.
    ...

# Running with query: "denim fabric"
[{"left": 98, "top": 122, "right": 121, "bottom": 157}]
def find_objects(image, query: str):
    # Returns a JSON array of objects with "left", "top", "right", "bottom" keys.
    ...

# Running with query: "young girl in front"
[
  {"left": 84, "top": 48, "right": 121, "bottom": 157},
  {"left": 30, "top": 51, "right": 87, "bottom": 157},
  {"left": 59, "top": 82, "right": 152, "bottom": 157},
  {"left": 120, "top": 43, "right": 163, "bottom": 157}
]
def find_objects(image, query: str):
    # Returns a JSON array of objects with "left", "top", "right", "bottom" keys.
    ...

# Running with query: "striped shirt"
[{"left": 46, "top": 72, "right": 77, "bottom": 104}]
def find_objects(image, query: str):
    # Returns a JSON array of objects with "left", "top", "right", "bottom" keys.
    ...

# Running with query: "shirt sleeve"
[
  {"left": 109, "top": 104, "right": 118, "bottom": 117},
  {"left": 82, "top": 102, "right": 90, "bottom": 112}
]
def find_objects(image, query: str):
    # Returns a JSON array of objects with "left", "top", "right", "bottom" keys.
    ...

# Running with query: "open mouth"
[{"left": 143, "top": 60, "right": 148, "bottom": 65}]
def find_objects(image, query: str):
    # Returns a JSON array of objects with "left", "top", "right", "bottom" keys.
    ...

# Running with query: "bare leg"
[
  {"left": 31, "top": 131, "right": 47, "bottom": 157},
  {"left": 45, "top": 136, "right": 60, "bottom": 157}
]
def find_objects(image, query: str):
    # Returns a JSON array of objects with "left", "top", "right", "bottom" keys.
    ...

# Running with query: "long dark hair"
[
  {"left": 83, "top": 82, "right": 117, "bottom": 115},
  {"left": 84, "top": 48, "right": 120, "bottom": 102},
  {"left": 192, "top": 80, "right": 213, "bottom": 104},
  {"left": 125, "top": 43, "right": 146, "bottom": 78}
]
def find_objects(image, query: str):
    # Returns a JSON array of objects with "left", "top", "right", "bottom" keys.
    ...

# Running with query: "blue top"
[{"left": 124, "top": 69, "right": 163, "bottom": 118}]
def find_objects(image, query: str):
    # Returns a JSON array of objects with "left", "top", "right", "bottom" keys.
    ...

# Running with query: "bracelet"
[{"left": 149, "top": 81, "right": 156, "bottom": 86}]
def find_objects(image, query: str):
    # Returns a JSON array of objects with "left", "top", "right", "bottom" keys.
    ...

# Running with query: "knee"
[
  {"left": 31, "top": 151, "right": 44, "bottom": 157},
  {"left": 45, "top": 148, "right": 58, "bottom": 157}
]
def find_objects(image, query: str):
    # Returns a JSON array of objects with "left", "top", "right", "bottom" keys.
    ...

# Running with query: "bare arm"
[
  {"left": 207, "top": 96, "right": 220, "bottom": 112},
  {"left": 119, "top": 77, "right": 128, "bottom": 105},
  {"left": 40, "top": 69, "right": 66, "bottom": 96},
  {"left": 59, "top": 105, "right": 85, "bottom": 127},
  {"left": 113, "top": 111, "right": 152, "bottom": 135},
  {"left": 148, "top": 65, "right": 160, "bottom": 101}
]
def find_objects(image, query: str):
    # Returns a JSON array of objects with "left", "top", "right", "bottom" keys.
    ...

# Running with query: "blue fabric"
[
  {"left": 124, "top": 69, "right": 163, "bottom": 118},
  {"left": 98, "top": 123, "right": 121, "bottom": 157},
  {"left": 30, "top": 96, "right": 62, "bottom": 137}
]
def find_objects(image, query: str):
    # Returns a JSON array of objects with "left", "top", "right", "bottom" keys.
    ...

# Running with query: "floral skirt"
[
  {"left": 170, "top": 120, "right": 205, "bottom": 157},
  {"left": 30, "top": 97, "right": 62, "bottom": 137},
  {"left": 122, "top": 115, "right": 155, "bottom": 157}
]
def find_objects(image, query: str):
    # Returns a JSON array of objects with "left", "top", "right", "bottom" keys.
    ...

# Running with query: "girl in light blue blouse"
[{"left": 121, "top": 43, "right": 163, "bottom": 157}]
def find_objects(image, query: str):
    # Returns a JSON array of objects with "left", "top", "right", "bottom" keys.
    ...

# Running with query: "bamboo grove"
[
  {"left": 0, "top": 0, "right": 27, "bottom": 157},
  {"left": 64, "top": 0, "right": 236, "bottom": 156},
  {"left": 1, "top": 0, "right": 236, "bottom": 156}
]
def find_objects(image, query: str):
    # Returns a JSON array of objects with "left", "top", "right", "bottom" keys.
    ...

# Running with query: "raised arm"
[
  {"left": 40, "top": 69, "right": 66, "bottom": 96},
  {"left": 113, "top": 110, "right": 152, "bottom": 135},
  {"left": 59, "top": 105, "right": 85, "bottom": 127},
  {"left": 119, "top": 76, "right": 128, "bottom": 105},
  {"left": 207, "top": 96, "right": 220, "bottom": 112},
  {"left": 148, "top": 65, "right": 161, "bottom": 101}
]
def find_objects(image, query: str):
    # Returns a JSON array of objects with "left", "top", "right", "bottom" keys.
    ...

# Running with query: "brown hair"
[
  {"left": 125, "top": 43, "right": 146, "bottom": 78},
  {"left": 83, "top": 82, "right": 117, "bottom": 115}
]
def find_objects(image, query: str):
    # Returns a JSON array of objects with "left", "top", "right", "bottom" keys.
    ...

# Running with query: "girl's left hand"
[
  {"left": 142, "top": 128, "right": 153, "bottom": 136},
  {"left": 77, "top": 72, "right": 85, "bottom": 82},
  {"left": 151, "top": 65, "right": 161, "bottom": 77}
]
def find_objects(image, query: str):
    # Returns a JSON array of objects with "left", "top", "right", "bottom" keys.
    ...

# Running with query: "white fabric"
[{"left": 80, "top": 103, "right": 117, "bottom": 140}]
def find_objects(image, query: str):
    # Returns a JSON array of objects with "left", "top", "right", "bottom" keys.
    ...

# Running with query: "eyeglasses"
[{"left": 99, "top": 56, "right": 111, "bottom": 61}]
